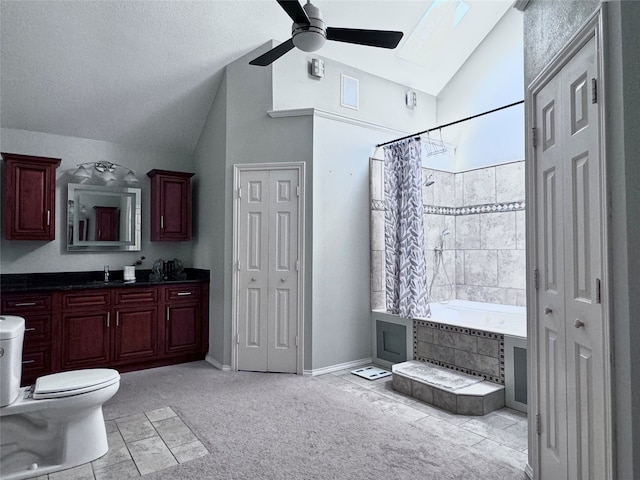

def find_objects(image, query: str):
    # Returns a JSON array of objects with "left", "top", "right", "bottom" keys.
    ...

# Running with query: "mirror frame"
[{"left": 67, "top": 183, "right": 141, "bottom": 252}]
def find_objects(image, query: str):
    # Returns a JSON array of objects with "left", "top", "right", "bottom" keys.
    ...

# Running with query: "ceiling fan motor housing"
[{"left": 291, "top": 2, "right": 326, "bottom": 52}]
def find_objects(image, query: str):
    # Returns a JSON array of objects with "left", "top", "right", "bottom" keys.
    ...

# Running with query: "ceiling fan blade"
[
  {"left": 276, "top": 0, "right": 309, "bottom": 25},
  {"left": 249, "top": 38, "right": 296, "bottom": 66},
  {"left": 326, "top": 27, "right": 404, "bottom": 49}
]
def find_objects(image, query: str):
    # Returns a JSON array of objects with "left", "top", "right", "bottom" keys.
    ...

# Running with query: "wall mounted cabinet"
[
  {"left": 3, "top": 153, "right": 61, "bottom": 241},
  {"left": 146, "top": 169, "right": 194, "bottom": 241}
]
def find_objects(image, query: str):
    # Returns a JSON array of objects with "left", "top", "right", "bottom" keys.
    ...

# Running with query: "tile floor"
[
  {"left": 28, "top": 407, "right": 209, "bottom": 480},
  {"left": 28, "top": 366, "right": 528, "bottom": 479},
  {"left": 319, "top": 367, "right": 529, "bottom": 472}
]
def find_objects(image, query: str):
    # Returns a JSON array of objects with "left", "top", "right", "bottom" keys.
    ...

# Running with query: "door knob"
[
  {"left": 251, "top": 277, "right": 256, "bottom": 282},
  {"left": 575, "top": 319, "right": 585, "bottom": 328},
  {"left": 281, "top": 278, "right": 286, "bottom": 282},
  {"left": 544, "top": 306, "right": 553, "bottom": 315}
]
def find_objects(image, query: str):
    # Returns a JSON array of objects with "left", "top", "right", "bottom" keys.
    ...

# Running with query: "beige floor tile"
[
  {"left": 93, "top": 459, "right": 140, "bottom": 480},
  {"left": 171, "top": 440, "right": 209, "bottom": 463},
  {"left": 145, "top": 407, "right": 177, "bottom": 423},
  {"left": 92, "top": 431, "right": 131, "bottom": 470},
  {"left": 152, "top": 416, "right": 198, "bottom": 448},
  {"left": 128, "top": 436, "right": 177, "bottom": 475},
  {"left": 48, "top": 463, "right": 94, "bottom": 480},
  {"left": 115, "top": 415, "right": 158, "bottom": 443}
]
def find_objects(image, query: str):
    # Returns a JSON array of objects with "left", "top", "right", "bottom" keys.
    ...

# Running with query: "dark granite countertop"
[{"left": 0, "top": 268, "right": 210, "bottom": 293}]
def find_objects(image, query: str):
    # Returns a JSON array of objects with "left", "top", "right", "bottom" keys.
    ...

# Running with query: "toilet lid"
[{"left": 33, "top": 369, "right": 120, "bottom": 399}]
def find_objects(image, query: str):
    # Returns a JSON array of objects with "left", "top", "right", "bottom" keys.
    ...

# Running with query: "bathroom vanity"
[{"left": 1, "top": 270, "right": 209, "bottom": 386}]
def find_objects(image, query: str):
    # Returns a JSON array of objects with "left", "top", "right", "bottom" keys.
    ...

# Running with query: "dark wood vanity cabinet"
[
  {"left": 60, "top": 284, "right": 206, "bottom": 372},
  {"left": 1, "top": 280, "right": 208, "bottom": 385},
  {"left": 3, "top": 153, "right": 61, "bottom": 241},
  {"left": 146, "top": 169, "right": 194, "bottom": 242},
  {"left": 1, "top": 292, "right": 58, "bottom": 386}
]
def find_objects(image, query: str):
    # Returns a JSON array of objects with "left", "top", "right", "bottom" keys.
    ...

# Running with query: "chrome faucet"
[{"left": 104, "top": 266, "right": 110, "bottom": 282}]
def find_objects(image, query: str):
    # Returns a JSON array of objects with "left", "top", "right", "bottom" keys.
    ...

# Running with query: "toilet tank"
[{"left": 0, "top": 315, "right": 25, "bottom": 407}]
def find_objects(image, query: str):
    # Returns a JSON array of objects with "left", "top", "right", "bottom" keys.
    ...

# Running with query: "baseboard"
[
  {"left": 303, "top": 357, "right": 372, "bottom": 376},
  {"left": 524, "top": 463, "right": 534, "bottom": 479},
  {"left": 205, "top": 355, "right": 231, "bottom": 371}
]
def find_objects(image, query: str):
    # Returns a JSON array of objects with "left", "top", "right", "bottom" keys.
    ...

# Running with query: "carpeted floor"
[{"left": 102, "top": 361, "right": 529, "bottom": 480}]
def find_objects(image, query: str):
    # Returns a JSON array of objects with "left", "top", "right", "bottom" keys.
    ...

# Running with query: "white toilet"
[{"left": 0, "top": 315, "right": 120, "bottom": 480}]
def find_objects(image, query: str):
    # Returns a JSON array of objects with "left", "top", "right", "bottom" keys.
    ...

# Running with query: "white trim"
[
  {"left": 267, "top": 107, "right": 408, "bottom": 137},
  {"left": 205, "top": 355, "right": 231, "bottom": 371},
  {"left": 526, "top": 5, "right": 611, "bottom": 479},
  {"left": 524, "top": 463, "right": 534, "bottom": 479},
  {"left": 303, "top": 357, "right": 372, "bottom": 377},
  {"left": 232, "top": 162, "right": 306, "bottom": 375}
]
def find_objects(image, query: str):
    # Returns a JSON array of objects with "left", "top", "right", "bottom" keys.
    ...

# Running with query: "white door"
[
  {"left": 534, "top": 33, "right": 609, "bottom": 479},
  {"left": 235, "top": 166, "right": 301, "bottom": 373}
]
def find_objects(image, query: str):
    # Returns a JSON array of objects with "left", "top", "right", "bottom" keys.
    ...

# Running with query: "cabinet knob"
[
  {"left": 251, "top": 277, "right": 256, "bottom": 282},
  {"left": 281, "top": 278, "right": 286, "bottom": 283},
  {"left": 544, "top": 306, "right": 552, "bottom": 315},
  {"left": 575, "top": 318, "right": 585, "bottom": 329}
]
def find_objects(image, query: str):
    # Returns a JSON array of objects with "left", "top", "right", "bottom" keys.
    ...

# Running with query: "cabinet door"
[
  {"left": 61, "top": 310, "right": 111, "bottom": 369},
  {"left": 165, "top": 303, "right": 201, "bottom": 354},
  {"left": 3, "top": 153, "right": 61, "bottom": 240},
  {"left": 93, "top": 206, "right": 120, "bottom": 241},
  {"left": 147, "top": 169, "right": 194, "bottom": 241},
  {"left": 113, "top": 306, "right": 159, "bottom": 363}
]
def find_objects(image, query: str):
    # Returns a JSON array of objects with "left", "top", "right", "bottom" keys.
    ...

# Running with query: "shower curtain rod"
[{"left": 375, "top": 99, "right": 525, "bottom": 148}]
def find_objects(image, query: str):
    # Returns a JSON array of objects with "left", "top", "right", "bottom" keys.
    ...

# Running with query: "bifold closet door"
[
  {"left": 535, "top": 33, "right": 608, "bottom": 480},
  {"left": 237, "top": 168, "right": 299, "bottom": 373}
]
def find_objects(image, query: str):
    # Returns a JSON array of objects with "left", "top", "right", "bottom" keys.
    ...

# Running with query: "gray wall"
[
  {"left": 0, "top": 128, "right": 193, "bottom": 274},
  {"left": 192, "top": 73, "right": 228, "bottom": 369},
  {"left": 523, "top": 1, "right": 640, "bottom": 478}
]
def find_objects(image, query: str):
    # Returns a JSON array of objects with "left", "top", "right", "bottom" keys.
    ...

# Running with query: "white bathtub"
[{"left": 419, "top": 299, "right": 527, "bottom": 338}]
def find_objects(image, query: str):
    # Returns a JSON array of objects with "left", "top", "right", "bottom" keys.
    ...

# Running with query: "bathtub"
[
  {"left": 423, "top": 299, "right": 526, "bottom": 338},
  {"left": 372, "top": 299, "right": 528, "bottom": 412}
]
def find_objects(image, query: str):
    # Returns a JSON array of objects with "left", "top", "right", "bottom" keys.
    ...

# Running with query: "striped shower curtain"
[{"left": 383, "top": 138, "right": 430, "bottom": 319}]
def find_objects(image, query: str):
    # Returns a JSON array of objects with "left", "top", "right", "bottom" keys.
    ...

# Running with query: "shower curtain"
[{"left": 384, "top": 138, "right": 430, "bottom": 319}]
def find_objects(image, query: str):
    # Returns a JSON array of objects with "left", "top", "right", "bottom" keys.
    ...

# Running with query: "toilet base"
[{"left": 0, "top": 383, "right": 118, "bottom": 480}]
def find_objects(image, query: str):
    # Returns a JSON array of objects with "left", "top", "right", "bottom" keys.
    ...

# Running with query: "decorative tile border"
[
  {"left": 374, "top": 201, "right": 526, "bottom": 214},
  {"left": 413, "top": 319, "right": 505, "bottom": 385},
  {"left": 423, "top": 201, "right": 526, "bottom": 216}
]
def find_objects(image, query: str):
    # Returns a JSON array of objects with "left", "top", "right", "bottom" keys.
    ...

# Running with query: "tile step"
[{"left": 392, "top": 360, "right": 504, "bottom": 416}]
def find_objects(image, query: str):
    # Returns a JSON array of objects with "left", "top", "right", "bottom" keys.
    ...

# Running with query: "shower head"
[
  {"left": 436, "top": 229, "right": 451, "bottom": 252},
  {"left": 424, "top": 174, "right": 435, "bottom": 187}
]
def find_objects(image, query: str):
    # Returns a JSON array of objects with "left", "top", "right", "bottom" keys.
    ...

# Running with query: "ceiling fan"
[{"left": 249, "top": 0, "right": 404, "bottom": 66}]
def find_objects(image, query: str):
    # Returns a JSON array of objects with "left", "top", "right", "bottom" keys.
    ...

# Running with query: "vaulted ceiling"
[{"left": 0, "top": 0, "right": 512, "bottom": 154}]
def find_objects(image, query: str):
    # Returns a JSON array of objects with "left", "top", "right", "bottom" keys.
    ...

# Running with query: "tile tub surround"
[
  {"left": 370, "top": 159, "right": 525, "bottom": 308},
  {"left": 414, "top": 319, "right": 505, "bottom": 385},
  {"left": 33, "top": 407, "right": 209, "bottom": 479},
  {"left": 392, "top": 360, "right": 505, "bottom": 416}
]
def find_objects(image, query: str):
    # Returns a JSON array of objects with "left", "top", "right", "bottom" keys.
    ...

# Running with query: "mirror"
[{"left": 67, "top": 183, "right": 141, "bottom": 251}]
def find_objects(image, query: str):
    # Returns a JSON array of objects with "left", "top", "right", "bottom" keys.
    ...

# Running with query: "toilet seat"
[{"left": 33, "top": 369, "right": 120, "bottom": 399}]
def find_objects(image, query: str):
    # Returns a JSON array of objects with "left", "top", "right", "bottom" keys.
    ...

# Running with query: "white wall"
[
  {"left": 272, "top": 47, "right": 436, "bottom": 135},
  {"left": 437, "top": 8, "right": 524, "bottom": 171},
  {"left": 311, "top": 116, "right": 402, "bottom": 370},
  {"left": 192, "top": 74, "right": 228, "bottom": 369},
  {"left": 1, "top": 128, "right": 193, "bottom": 274}
]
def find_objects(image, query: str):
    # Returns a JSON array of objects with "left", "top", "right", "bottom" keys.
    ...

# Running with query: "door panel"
[
  {"left": 238, "top": 170, "right": 271, "bottom": 371},
  {"left": 535, "top": 34, "right": 607, "bottom": 480},
  {"left": 536, "top": 69, "right": 568, "bottom": 480},
  {"left": 237, "top": 168, "right": 299, "bottom": 373},
  {"left": 267, "top": 170, "right": 299, "bottom": 372}
]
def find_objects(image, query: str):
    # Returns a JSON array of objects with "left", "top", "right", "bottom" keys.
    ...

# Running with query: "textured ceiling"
[{"left": 0, "top": 0, "right": 511, "bottom": 154}]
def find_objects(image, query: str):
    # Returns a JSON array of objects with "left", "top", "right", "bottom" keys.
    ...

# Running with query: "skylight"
[{"left": 396, "top": 0, "right": 471, "bottom": 66}]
